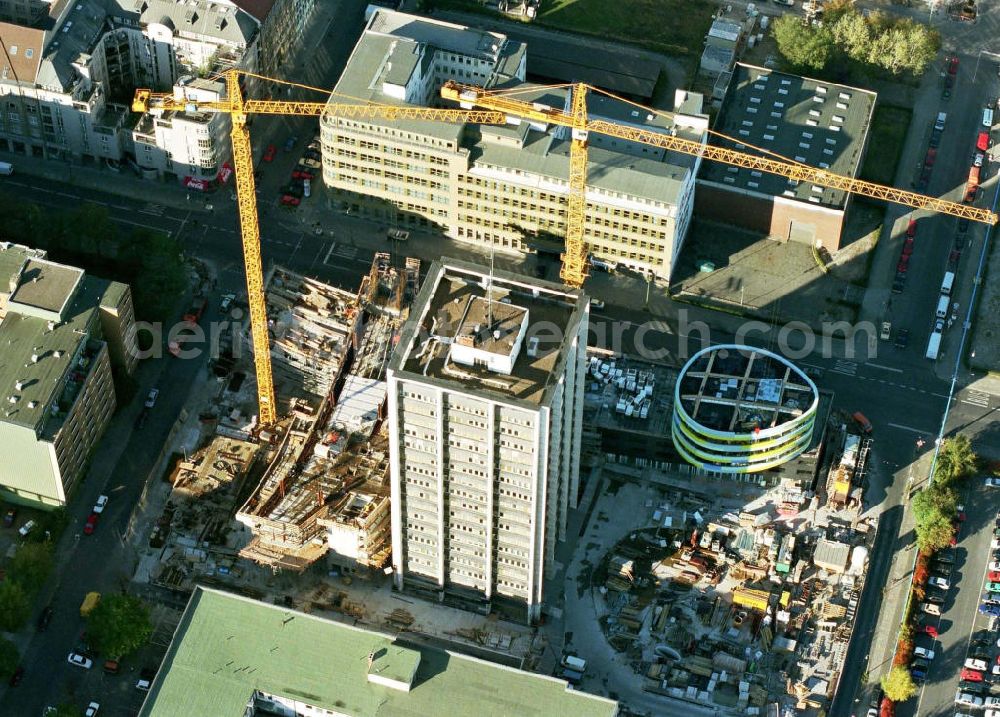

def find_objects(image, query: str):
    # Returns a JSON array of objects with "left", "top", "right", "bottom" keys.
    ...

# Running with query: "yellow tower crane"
[
  {"left": 134, "top": 69, "right": 997, "bottom": 423},
  {"left": 133, "top": 70, "right": 506, "bottom": 426},
  {"left": 440, "top": 81, "right": 999, "bottom": 287}
]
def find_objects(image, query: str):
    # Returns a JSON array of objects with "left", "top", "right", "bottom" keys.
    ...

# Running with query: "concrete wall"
[{"left": 695, "top": 181, "right": 846, "bottom": 252}]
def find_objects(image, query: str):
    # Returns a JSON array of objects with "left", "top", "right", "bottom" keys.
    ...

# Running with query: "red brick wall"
[{"left": 695, "top": 182, "right": 846, "bottom": 251}]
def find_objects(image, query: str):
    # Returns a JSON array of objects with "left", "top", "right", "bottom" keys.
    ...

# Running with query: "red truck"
[{"left": 183, "top": 298, "right": 207, "bottom": 324}]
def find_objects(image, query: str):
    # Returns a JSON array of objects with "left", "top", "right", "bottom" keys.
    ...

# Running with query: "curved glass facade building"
[{"left": 672, "top": 344, "right": 818, "bottom": 474}]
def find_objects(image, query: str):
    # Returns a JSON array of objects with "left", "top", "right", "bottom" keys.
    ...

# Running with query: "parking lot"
[{"left": 911, "top": 480, "right": 1000, "bottom": 714}]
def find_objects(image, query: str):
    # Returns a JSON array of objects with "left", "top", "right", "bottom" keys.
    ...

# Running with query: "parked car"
[
  {"left": 948, "top": 56, "right": 960, "bottom": 75},
  {"left": 85, "top": 702, "right": 100, "bottom": 717},
  {"left": 93, "top": 495, "right": 108, "bottom": 514},
  {"left": 144, "top": 388, "right": 159, "bottom": 409},
  {"left": 989, "top": 570, "right": 1000, "bottom": 582},
  {"left": 283, "top": 135, "right": 298, "bottom": 152},
  {"left": 914, "top": 646, "right": 935, "bottom": 660},
  {"left": 957, "top": 692, "right": 984, "bottom": 707},
  {"left": 18, "top": 520, "right": 35, "bottom": 537},
  {"left": 986, "top": 477, "right": 1000, "bottom": 488},
  {"left": 280, "top": 195, "right": 301, "bottom": 207},
  {"left": 980, "top": 603, "right": 1000, "bottom": 616},
  {"left": 967, "top": 658, "right": 991, "bottom": 671},
  {"left": 930, "top": 575, "right": 951, "bottom": 590},
  {"left": 902, "top": 236, "right": 914, "bottom": 255},
  {"left": 136, "top": 667, "right": 156, "bottom": 691},
  {"left": 921, "top": 602, "right": 941, "bottom": 616},
  {"left": 2, "top": 508, "right": 15, "bottom": 527},
  {"left": 67, "top": 652, "right": 93, "bottom": 669},
  {"left": 37, "top": 606, "right": 53, "bottom": 631},
  {"left": 262, "top": 144, "right": 276, "bottom": 162},
  {"left": 852, "top": 412, "right": 873, "bottom": 434},
  {"left": 83, "top": 513, "right": 98, "bottom": 536},
  {"left": 219, "top": 294, "right": 236, "bottom": 312},
  {"left": 962, "top": 668, "right": 985, "bottom": 682},
  {"left": 922, "top": 624, "right": 940, "bottom": 638},
  {"left": 894, "top": 329, "right": 910, "bottom": 349},
  {"left": 291, "top": 168, "right": 314, "bottom": 181}
]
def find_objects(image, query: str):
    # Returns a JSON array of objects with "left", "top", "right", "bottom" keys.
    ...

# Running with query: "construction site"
[{"left": 559, "top": 408, "right": 879, "bottom": 716}]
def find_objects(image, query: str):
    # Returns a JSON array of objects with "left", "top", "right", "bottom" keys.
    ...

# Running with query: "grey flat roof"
[
  {"left": 702, "top": 63, "right": 876, "bottom": 209},
  {"left": 8, "top": 258, "right": 83, "bottom": 317},
  {"left": 393, "top": 259, "right": 585, "bottom": 407},
  {"left": 328, "top": 10, "right": 699, "bottom": 197},
  {"left": 139, "top": 587, "right": 618, "bottom": 717},
  {"left": 517, "top": 35, "right": 659, "bottom": 99}
]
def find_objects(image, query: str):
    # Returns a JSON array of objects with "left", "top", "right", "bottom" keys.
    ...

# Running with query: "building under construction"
[
  {"left": 235, "top": 255, "right": 419, "bottom": 573},
  {"left": 265, "top": 266, "right": 362, "bottom": 399}
]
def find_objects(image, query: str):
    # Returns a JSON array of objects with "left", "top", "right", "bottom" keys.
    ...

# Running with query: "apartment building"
[
  {"left": 386, "top": 259, "right": 587, "bottom": 623},
  {"left": 0, "top": 0, "right": 285, "bottom": 183},
  {"left": 321, "top": 9, "right": 709, "bottom": 280},
  {"left": 0, "top": 243, "right": 136, "bottom": 508}
]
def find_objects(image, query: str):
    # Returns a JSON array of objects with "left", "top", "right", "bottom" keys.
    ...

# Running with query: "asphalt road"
[
  {"left": 0, "top": 3, "right": 997, "bottom": 716},
  {"left": 7, "top": 135, "right": 999, "bottom": 717}
]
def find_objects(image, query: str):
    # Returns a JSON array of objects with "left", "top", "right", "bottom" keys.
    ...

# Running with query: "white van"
[
  {"left": 985, "top": 108, "right": 996, "bottom": 129},
  {"left": 941, "top": 271, "right": 955, "bottom": 296},
  {"left": 936, "top": 295, "right": 950, "bottom": 319}
]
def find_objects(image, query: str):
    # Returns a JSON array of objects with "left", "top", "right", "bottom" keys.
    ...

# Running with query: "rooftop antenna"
[{"left": 487, "top": 240, "right": 495, "bottom": 332}]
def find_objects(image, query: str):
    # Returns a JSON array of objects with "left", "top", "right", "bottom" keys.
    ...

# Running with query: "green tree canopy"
[
  {"left": 935, "top": 435, "right": 978, "bottom": 485},
  {"left": 0, "top": 581, "right": 31, "bottom": 632},
  {"left": 774, "top": 9, "right": 939, "bottom": 78},
  {"left": 773, "top": 15, "right": 834, "bottom": 71},
  {"left": 912, "top": 484, "right": 957, "bottom": 553},
  {"left": 9, "top": 542, "right": 54, "bottom": 593},
  {"left": 0, "top": 637, "right": 19, "bottom": 682},
  {"left": 881, "top": 665, "right": 917, "bottom": 702},
  {"left": 87, "top": 594, "right": 153, "bottom": 658}
]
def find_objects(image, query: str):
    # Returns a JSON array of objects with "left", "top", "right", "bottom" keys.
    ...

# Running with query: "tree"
[
  {"left": 0, "top": 581, "right": 31, "bottom": 631},
  {"left": 9, "top": 542, "right": 54, "bottom": 593},
  {"left": 87, "top": 594, "right": 153, "bottom": 658},
  {"left": 0, "top": 638, "right": 19, "bottom": 682},
  {"left": 935, "top": 435, "right": 977, "bottom": 484},
  {"left": 831, "top": 11, "right": 874, "bottom": 63},
  {"left": 912, "top": 485, "right": 957, "bottom": 553},
  {"left": 881, "top": 665, "right": 917, "bottom": 702},
  {"left": 773, "top": 15, "right": 835, "bottom": 71}
]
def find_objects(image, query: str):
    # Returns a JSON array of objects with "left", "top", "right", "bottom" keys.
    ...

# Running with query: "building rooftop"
[
  {"left": 139, "top": 586, "right": 618, "bottom": 717},
  {"left": 393, "top": 259, "right": 585, "bottom": 407},
  {"left": 8, "top": 258, "right": 83, "bottom": 319},
  {"left": 676, "top": 345, "right": 818, "bottom": 434},
  {"left": 328, "top": 10, "right": 704, "bottom": 201},
  {"left": 702, "top": 63, "right": 876, "bottom": 209}
]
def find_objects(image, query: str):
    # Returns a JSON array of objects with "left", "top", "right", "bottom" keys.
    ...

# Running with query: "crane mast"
[{"left": 441, "top": 81, "right": 998, "bottom": 287}]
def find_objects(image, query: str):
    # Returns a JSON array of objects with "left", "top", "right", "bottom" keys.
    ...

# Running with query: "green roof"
[{"left": 140, "top": 587, "right": 618, "bottom": 717}]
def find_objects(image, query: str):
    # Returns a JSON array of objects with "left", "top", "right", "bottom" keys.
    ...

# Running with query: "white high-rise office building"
[{"left": 386, "top": 259, "right": 587, "bottom": 623}]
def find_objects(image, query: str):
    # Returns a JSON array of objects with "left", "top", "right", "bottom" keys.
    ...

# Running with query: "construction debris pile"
[
  {"left": 148, "top": 435, "right": 261, "bottom": 591},
  {"left": 587, "top": 431, "right": 875, "bottom": 716}
]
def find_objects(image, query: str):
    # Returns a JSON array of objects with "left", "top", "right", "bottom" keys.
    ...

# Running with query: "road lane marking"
[
  {"left": 867, "top": 363, "right": 904, "bottom": 373},
  {"left": 887, "top": 422, "right": 929, "bottom": 434},
  {"left": 962, "top": 390, "right": 991, "bottom": 408}
]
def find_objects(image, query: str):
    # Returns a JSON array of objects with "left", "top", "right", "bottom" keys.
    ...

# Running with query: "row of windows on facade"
[
  {"left": 330, "top": 127, "right": 455, "bottom": 154},
  {"left": 399, "top": 391, "right": 536, "bottom": 427},
  {"left": 405, "top": 531, "right": 531, "bottom": 559}
]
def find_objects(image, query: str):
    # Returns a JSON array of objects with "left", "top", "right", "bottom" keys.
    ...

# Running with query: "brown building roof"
[
  {"left": 229, "top": 0, "right": 277, "bottom": 22},
  {"left": 0, "top": 22, "right": 45, "bottom": 84}
]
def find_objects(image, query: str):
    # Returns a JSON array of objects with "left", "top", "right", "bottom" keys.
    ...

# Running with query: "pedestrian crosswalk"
[
  {"left": 323, "top": 243, "right": 358, "bottom": 265},
  {"left": 831, "top": 359, "right": 858, "bottom": 376},
  {"left": 962, "top": 389, "right": 991, "bottom": 408},
  {"left": 139, "top": 202, "right": 165, "bottom": 216}
]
